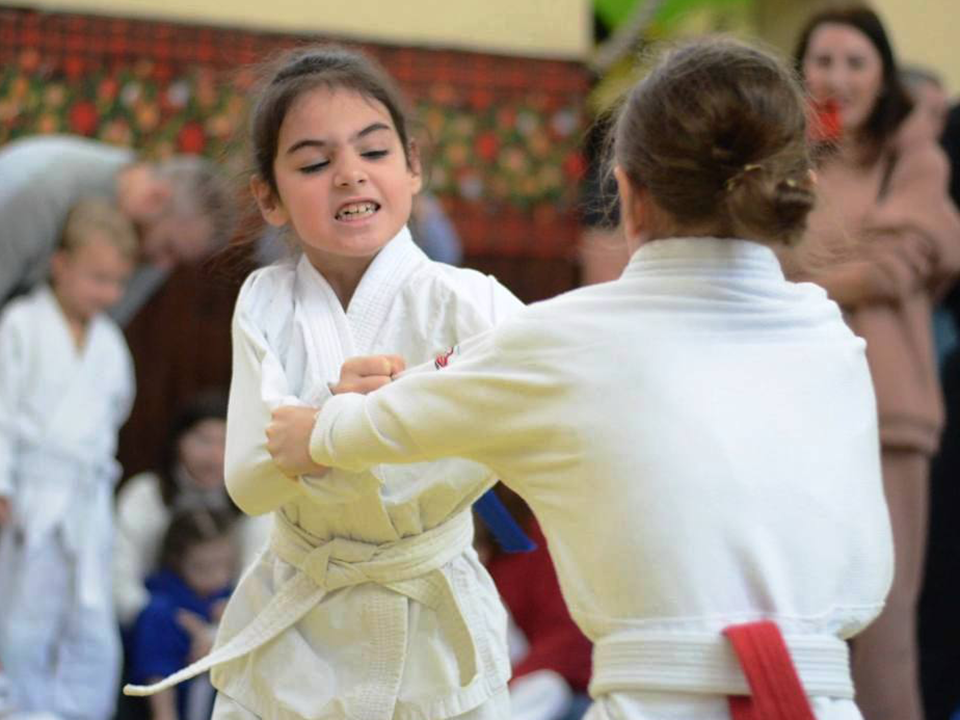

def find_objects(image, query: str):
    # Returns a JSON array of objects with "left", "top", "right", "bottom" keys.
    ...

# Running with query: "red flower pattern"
[
  {"left": 177, "top": 121, "right": 205, "bottom": 153},
  {"left": 1, "top": 39, "right": 586, "bottom": 216},
  {"left": 68, "top": 101, "right": 98, "bottom": 136}
]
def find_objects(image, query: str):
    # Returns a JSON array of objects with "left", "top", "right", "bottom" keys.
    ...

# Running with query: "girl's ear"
[
  {"left": 250, "top": 175, "right": 288, "bottom": 227},
  {"left": 407, "top": 141, "right": 424, "bottom": 195},
  {"left": 614, "top": 165, "right": 644, "bottom": 244}
]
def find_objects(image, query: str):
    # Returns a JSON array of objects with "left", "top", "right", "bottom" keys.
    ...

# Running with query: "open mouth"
[{"left": 335, "top": 201, "right": 380, "bottom": 221}]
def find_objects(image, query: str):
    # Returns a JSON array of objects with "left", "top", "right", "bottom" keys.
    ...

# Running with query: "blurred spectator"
[
  {"left": 784, "top": 9, "right": 960, "bottom": 720},
  {"left": 113, "top": 391, "right": 270, "bottom": 629},
  {"left": 409, "top": 192, "right": 463, "bottom": 266},
  {"left": 477, "top": 491, "right": 591, "bottom": 720},
  {"left": 901, "top": 66, "right": 950, "bottom": 145},
  {"left": 127, "top": 509, "right": 237, "bottom": 720},
  {"left": 919, "top": 101, "right": 960, "bottom": 720},
  {"left": 0, "top": 198, "right": 137, "bottom": 720},
  {"left": 901, "top": 68, "right": 957, "bottom": 367},
  {"left": 0, "top": 135, "right": 236, "bottom": 324}
]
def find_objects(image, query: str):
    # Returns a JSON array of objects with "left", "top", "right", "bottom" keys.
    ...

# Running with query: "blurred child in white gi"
[{"left": 0, "top": 198, "right": 136, "bottom": 720}]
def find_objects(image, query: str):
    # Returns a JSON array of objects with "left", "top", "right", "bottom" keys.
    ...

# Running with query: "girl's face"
[
  {"left": 178, "top": 418, "right": 226, "bottom": 490},
  {"left": 256, "top": 87, "right": 422, "bottom": 274},
  {"left": 180, "top": 536, "right": 235, "bottom": 599},
  {"left": 802, "top": 23, "right": 884, "bottom": 136}
]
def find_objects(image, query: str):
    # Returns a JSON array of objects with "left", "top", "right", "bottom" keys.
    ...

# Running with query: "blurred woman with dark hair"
[{"left": 786, "top": 8, "right": 960, "bottom": 720}]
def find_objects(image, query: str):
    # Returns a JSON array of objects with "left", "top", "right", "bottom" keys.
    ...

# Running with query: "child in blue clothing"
[{"left": 128, "top": 510, "right": 237, "bottom": 720}]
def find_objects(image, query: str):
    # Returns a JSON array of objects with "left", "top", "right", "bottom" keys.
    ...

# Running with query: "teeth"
[{"left": 336, "top": 202, "right": 378, "bottom": 220}]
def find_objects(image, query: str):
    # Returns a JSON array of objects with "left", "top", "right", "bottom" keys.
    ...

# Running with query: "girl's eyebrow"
[
  {"left": 286, "top": 123, "right": 392, "bottom": 155},
  {"left": 355, "top": 122, "right": 391, "bottom": 140}
]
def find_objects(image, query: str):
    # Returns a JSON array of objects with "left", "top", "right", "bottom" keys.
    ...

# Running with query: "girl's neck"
[{"left": 304, "top": 250, "right": 377, "bottom": 309}]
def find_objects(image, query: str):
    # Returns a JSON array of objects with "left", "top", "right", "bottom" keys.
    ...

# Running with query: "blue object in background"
[
  {"left": 474, "top": 490, "right": 536, "bottom": 553},
  {"left": 934, "top": 307, "right": 958, "bottom": 371}
]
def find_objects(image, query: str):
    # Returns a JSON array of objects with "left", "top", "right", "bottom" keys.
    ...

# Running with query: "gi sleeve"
[
  {"left": 309, "top": 319, "right": 561, "bottom": 488},
  {"left": 446, "top": 270, "right": 525, "bottom": 342},
  {"left": 488, "top": 275, "right": 525, "bottom": 325},
  {"left": 224, "top": 288, "right": 328, "bottom": 516}
]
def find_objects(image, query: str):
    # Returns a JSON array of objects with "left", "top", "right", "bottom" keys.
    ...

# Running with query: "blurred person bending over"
[{"left": 0, "top": 135, "right": 235, "bottom": 324}]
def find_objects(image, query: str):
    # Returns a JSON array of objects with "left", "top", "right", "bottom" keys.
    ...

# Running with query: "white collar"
[{"left": 625, "top": 236, "right": 784, "bottom": 280}]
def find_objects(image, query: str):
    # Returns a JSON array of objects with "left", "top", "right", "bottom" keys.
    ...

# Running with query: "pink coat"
[{"left": 780, "top": 129, "right": 960, "bottom": 454}]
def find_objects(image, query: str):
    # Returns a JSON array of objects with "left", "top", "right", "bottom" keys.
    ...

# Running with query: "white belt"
[
  {"left": 589, "top": 629, "right": 854, "bottom": 699},
  {"left": 124, "top": 510, "right": 479, "bottom": 719}
]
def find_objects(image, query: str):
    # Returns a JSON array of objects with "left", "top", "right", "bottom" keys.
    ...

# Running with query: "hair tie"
[{"left": 724, "top": 163, "right": 763, "bottom": 192}]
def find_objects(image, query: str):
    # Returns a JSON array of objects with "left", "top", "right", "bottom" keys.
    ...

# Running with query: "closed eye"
[
  {"left": 300, "top": 161, "right": 330, "bottom": 174},
  {"left": 362, "top": 150, "right": 389, "bottom": 160}
]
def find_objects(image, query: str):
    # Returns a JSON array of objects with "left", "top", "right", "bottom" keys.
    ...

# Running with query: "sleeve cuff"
[{"left": 308, "top": 393, "right": 371, "bottom": 472}]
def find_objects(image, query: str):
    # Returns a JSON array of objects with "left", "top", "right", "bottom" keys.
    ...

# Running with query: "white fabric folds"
[{"left": 124, "top": 511, "right": 477, "bottom": 719}]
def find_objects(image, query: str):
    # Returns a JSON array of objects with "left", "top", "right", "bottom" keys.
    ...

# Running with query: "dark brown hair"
[
  {"left": 794, "top": 7, "right": 914, "bottom": 153},
  {"left": 159, "top": 508, "right": 236, "bottom": 575},
  {"left": 157, "top": 389, "right": 230, "bottom": 507},
  {"left": 612, "top": 38, "right": 815, "bottom": 245},
  {"left": 250, "top": 45, "right": 418, "bottom": 196}
]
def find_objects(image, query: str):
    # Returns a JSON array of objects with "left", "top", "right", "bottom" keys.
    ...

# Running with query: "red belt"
[{"left": 723, "top": 621, "right": 817, "bottom": 720}]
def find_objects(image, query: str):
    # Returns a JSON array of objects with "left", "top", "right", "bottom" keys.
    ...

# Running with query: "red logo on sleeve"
[{"left": 434, "top": 346, "right": 456, "bottom": 369}]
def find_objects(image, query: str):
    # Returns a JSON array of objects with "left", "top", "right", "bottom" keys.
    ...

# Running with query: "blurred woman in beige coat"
[{"left": 784, "top": 8, "right": 960, "bottom": 720}]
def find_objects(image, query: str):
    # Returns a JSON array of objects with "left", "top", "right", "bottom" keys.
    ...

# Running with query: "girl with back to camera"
[
  {"left": 787, "top": 9, "right": 960, "bottom": 720},
  {"left": 269, "top": 38, "right": 895, "bottom": 720},
  {"left": 125, "top": 45, "right": 523, "bottom": 720}
]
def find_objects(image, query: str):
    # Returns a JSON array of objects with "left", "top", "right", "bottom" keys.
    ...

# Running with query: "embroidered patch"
[{"left": 434, "top": 346, "right": 457, "bottom": 369}]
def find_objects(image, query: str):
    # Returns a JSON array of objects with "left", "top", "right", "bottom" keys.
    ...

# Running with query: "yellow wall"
[
  {"left": 872, "top": 0, "right": 959, "bottom": 96},
  {"left": 757, "top": 0, "right": 960, "bottom": 96},
  {"left": 13, "top": 0, "right": 591, "bottom": 59}
]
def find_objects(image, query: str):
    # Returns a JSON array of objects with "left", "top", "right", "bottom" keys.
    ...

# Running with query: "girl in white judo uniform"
[
  {"left": 124, "top": 46, "right": 520, "bottom": 720},
  {"left": 0, "top": 199, "right": 137, "bottom": 720},
  {"left": 268, "top": 40, "right": 895, "bottom": 720}
]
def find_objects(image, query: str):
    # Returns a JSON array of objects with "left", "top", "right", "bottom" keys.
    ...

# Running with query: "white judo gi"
[
  {"left": 0, "top": 286, "right": 135, "bottom": 720},
  {"left": 309, "top": 237, "right": 895, "bottom": 720},
  {"left": 126, "top": 229, "right": 518, "bottom": 720}
]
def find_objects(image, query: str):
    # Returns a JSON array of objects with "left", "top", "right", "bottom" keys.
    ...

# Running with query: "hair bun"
[
  {"left": 724, "top": 163, "right": 815, "bottom": 245},
  {"left": 612, "top": 38, "right": 815, "bottom": 245}
]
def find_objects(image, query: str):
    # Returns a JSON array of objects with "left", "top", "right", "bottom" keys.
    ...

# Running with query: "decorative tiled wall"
[{"left": 0, "top": 8, "right": 591, "bottom": 258}]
